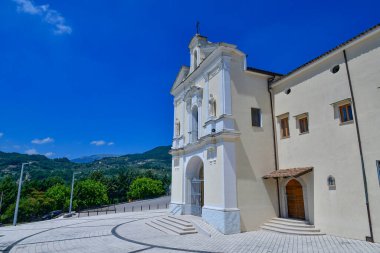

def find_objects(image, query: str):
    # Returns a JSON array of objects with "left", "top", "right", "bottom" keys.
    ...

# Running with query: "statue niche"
[
  {"left": 209, "top": 94, "right": 217, "bottom": 118},
  {"left": 175, "top": 119, "right": 181, "bottom": 137}
]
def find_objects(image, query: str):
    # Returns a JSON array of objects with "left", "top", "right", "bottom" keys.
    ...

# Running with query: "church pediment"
[{"left": 171, "top": 66, "right": 190, "bottom": 94}]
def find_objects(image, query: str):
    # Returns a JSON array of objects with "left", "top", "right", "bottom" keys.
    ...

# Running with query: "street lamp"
[
  {"left": 69, "top": 172, "right": 81, "bottom": 215},
  {"left": 13, "top": 162, "right": 35, "bottom": 226}
]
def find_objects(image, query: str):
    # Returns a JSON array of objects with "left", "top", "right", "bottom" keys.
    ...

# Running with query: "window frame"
[
  {"left": 280, "top": 117, "right": 290, "bottom": 139},
  {"left": 298, "top": 116, "right": 309, "bottom": 134},
  {"left": 251, "top": 107, "right": 262, "bottom": 127},
  {"left": 339, "top": 103, "right": 353, "bottom": 123}
]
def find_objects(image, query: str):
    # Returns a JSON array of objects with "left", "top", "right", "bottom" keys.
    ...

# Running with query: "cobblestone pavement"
[{"left": 0, "top": 210, "right": 379, "bottom": 253}]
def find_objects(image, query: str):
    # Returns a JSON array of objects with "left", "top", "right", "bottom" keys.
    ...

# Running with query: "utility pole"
[
  {"left": 13, "top": 162, "right": 34, "bottom": 226},
  {"left": 69, "top": 172, "right": 80, "bottom": 215}
]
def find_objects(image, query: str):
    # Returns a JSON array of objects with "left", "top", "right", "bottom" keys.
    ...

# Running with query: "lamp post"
[
  {"left": 69, "top": 172, "right": 80, "bottom": 214},
  {"left": 13, "top": 162, "right": 34, "bottom": 226}
]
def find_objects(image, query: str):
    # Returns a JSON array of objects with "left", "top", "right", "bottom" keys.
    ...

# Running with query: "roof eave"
[{"left": 270, "top": 23, "right": 380, "bottom": 88}]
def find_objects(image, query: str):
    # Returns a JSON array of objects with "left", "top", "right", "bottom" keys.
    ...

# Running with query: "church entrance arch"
[{"left": 185, "top": 156, "right": 204, "bottom": 216}]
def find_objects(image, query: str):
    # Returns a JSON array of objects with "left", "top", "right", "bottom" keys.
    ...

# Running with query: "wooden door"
[{"left": 286, "top": 179, "right": 305, "bottom": 220}]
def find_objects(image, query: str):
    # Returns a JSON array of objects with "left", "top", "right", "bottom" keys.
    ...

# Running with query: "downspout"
[
  {"left": 267, "top": 76, "right": 281, "bottom": 217},
  {"left": 343, "top": 49, "right": 374, "bottom": 242}
]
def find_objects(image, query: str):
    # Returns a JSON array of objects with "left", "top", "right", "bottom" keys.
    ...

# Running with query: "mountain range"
[
  {"left": 0, "top": 145, "right": 172, "bottom": 182},
  {"left": 71, "top": 154, "right": 119, "bottom": 163}
]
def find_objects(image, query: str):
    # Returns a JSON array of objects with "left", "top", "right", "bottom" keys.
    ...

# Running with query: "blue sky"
[{"left": 0, "top": 0, "right": 379, "bottom": 159}]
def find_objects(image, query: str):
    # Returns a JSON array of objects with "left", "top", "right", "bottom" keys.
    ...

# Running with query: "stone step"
[
  {"left": 146, "top": 217, "right": 197, "bottom": 235},
  {"left": 272, "top": 218, "right": 309, "bottom": 224},
  {"left": 261, "top": 225, "right": 325, "bottom": 236},
  {"left": 164, "top": 216, "right": 193, "bottom": 227},
  {"left": 151, "top": 220, "right": 197, "bottom": 235},
  {"left": 167, "top": 215, "right": 193, "bottom": 224},
  {"left": 262, "top": 223, "right": 320, "bottom": 232},
  {"left": 155, "top": 219, "right": 195, "bottom": 231},
  {"left": 268, "top": 220, "right": 315, "bottom": 228},
  {"left": 146, "top": 221, "right": 177, "bottom": 235}
]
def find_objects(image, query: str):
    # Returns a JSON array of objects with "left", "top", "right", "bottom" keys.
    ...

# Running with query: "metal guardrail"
[{"left": 77, "top": 202, "right": 169, "bottom": 217}]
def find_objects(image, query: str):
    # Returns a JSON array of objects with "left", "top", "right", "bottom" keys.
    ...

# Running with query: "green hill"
[{"left": 0, "top": 145, "right": 172, "bottom": 182}]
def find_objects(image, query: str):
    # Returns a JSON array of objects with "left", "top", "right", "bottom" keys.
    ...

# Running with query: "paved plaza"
[{"left": 0, "top": 210, "right": 379, "bottom": 253}]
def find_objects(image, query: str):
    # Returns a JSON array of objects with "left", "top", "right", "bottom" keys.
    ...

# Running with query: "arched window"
[
  {"left": 175, "top": 119, "right": 181, "bottom": 137},
  {"left": 209, "top": 94, "right": 216, "bottom": 117},
  {"left": 191, "top": 106, "right": 199, "bottom": 142},
  {"left": 193, "top": 50, "right": 198, "bottom": 69},
  {"left": 327, "top": 175, "right": 336, "bottom": 190}
]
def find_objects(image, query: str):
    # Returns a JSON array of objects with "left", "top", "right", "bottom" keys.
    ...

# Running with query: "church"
[{"left": 169, "top": 23, "right": 380, "bottom": 243}]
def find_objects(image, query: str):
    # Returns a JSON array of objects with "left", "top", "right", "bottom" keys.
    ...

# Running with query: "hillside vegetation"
[{"left": 0, "top": 146, "right": 172, "bottom": 223}]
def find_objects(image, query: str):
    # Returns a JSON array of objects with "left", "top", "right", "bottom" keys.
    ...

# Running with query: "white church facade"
[{"left": 169, "top": 24, "right": 380, "bottom": 242}]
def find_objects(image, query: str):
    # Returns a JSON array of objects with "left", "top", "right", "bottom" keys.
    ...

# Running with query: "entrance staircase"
[
  {"left": 146, "top": 215, "right": 197, "bottom": 235},
  {"left": 261, "top": 218, "right": 324, "bottom": 235},
  {"left": 169, "top": 205, "right": 182, "bottom": 215}
]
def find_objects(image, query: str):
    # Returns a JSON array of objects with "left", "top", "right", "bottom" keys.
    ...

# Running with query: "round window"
[{"left": 331, "top": 65, "right": 340, "bottom": 74}]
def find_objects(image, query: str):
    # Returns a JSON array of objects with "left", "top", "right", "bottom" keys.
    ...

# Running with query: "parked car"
[{"left": 42, "top": 210, "right": 62, "bottom": 220}]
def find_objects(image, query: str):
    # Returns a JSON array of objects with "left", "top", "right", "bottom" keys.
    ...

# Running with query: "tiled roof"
[
  {"left": 271, "top": 23, "right": 380, "bottom": 84},
  {"left": 263, "top": 167, "right": 313, "bottom": 179}
]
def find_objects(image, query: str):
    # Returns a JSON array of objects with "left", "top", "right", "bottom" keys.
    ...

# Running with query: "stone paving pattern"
[{"left": 0, "top": 210, "right": 379, "bottom": 253}]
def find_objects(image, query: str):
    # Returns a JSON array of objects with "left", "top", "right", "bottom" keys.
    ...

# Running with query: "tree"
[
  {"left": 0, "top": 176, "right": 17, "bottom": 215},
  {"left": 127, "top": 177, "right": 165, "bottom": 201},
  {"left": 45, "top": 184, "right": 71, "bottom": 211},
  {"left": 74, "top": 179, "right": 108, "bottom": 209},
  {"left": 1, "top": 190, "right": 55, "bottom": 223}
]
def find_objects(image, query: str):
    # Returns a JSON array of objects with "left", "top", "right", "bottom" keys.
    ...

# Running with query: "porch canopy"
[{"left": 263, "top": 167, "right": 313, "bottom": 179}]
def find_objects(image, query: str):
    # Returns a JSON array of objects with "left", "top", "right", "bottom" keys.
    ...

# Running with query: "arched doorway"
[
  {"left": 185, "top": 156, "right": 204, "bottom": 216},
  {"left": 286, "top": 179, "right": 305, "bottom": 220}
]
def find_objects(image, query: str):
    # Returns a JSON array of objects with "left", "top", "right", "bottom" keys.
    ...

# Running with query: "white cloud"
[
  {"left": 90, "top": 140, "right": 114, "bottom": 146},
  {"left": 45, "top": 152, "right": 54, "bottom": 157},
  {"left": 12, "top": 0, "right": 72, "bottom": 35},
  {"left": 91, "top": 140, "right": 106, "bottom": 146},
  {"left": 31, "top": 137, "right": 54, "bottom": 144},
  {"left": 25, "top": 148, "right": 38, "bottom": 155},
  {"left": 0, "top": 133, "right": 3, "bottom": 138}
]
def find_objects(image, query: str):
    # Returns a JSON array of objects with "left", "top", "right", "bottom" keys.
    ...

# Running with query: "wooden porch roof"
[{"left": 263, "top": 167, "right": 313, "bottom": 179}]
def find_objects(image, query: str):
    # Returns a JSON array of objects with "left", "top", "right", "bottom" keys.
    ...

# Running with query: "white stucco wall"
[
  {"left": 230, "top": 57, "right": 278, "bottom": 232},
  {"left": 344, "top": 32, "right": 380, "bottom": 242},
  {"left": 272, "top": 42, "right": 375, "bottom": 240}
]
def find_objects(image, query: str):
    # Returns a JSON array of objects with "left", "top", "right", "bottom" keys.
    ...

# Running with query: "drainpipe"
[
  {"left": 267, "top": 76, "right": 281, "bottom": 217},
  {"left": 343, "top": 49, "right": 374, "bottom": 242}
]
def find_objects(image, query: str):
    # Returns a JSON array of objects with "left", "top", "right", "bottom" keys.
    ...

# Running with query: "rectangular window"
[
  {"left": 251, "top": 108, "right": 262, "bottom": 127},
  {"left": 299, "top": 116, "right": 309, "bottom": 134},
  {"left": 280, "top": 117, "right": 290, "bottom": 138},
  {"left": 339, "top": 103, "right": 353, "bottom": 123}
]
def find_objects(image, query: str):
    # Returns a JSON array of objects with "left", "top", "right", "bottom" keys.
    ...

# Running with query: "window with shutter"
[
  {"left": 280, "top": 117, "right": 290, "bottom": 138},
  {"left": 299, "top": 116, "right": 309, "bottom": 134},
  {"left": 339, "top": 103, "right": 353, "bottom": 123}
]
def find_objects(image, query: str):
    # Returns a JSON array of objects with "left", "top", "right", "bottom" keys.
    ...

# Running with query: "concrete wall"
[
  {"left": 230, "top": 57, "right": 278, "bottom": 232},
  {"left": 271, "top": 33, "right": 380, "bottom": 240}
]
